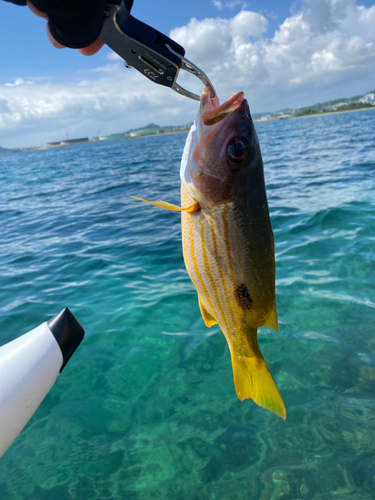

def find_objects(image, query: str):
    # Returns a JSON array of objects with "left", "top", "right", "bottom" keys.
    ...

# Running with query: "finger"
[
  {"left": 46, "top": 24, "right": 65, "bottom": 49},
  {"left": 78, "top": 40, "right": 105, "bottom": 56},
  {"left": 27, "top": 0, "right": 65, "bottom": 49},
  {"left": 26, "top": 0, "right": 48, "bottom": 19},
  {"left": 78, "top": 39, "right": 105, "bottom": 56}
]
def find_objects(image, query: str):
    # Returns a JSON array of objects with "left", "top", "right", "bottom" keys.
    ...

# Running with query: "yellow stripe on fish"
[{"left": 136, "top": 185, "right": 285, "bottom": 419}]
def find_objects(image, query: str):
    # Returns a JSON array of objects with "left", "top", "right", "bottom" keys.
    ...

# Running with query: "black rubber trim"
[
  {"left": 4, "top": 1, "right": 27, "bottom": 5},
  {"left": 47, "top": 308, "right": 85, "bottom": 372}
]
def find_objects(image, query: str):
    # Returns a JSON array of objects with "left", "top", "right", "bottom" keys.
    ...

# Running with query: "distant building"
[
  {"left": 60, "top": 138, "right": 89, "bottom": 146},
  {"left": 98, "top": 133, "right": 126, "bottom": 141},
  {"left": 129, "top": 128, "right": 160, "bottom": 137},
  {"left": 359, "top": 93, "right": 375, "bottom": 105},
  {"left": 46, "top": 138, "right": 89, "bottom": 148},
  {"left": 330, "top": 102, "right": 348, "bottom": 110},
  {"left": 254, "top": 115, "right": 272, "bottom": 122}
]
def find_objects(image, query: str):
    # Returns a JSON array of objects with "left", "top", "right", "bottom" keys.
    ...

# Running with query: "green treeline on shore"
[{"left": 294, "top": 101, "right": 375, "bottom": 117}]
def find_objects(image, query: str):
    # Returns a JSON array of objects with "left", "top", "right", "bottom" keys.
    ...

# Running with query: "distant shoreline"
[
  {"left": 253, "top": 103, "right": 375, "bottom": 125},
  {"left": 291, "top": 105, "right": 375, "bottom": 120},
  {"left": 4, "top": 101, "right": 374, "bottom": 153},
  {"left": 5, "top": 128, "right": 189, "bottom": 154},
  {"left": 128, "top": 129, "right": 188, "bottom": 139}
]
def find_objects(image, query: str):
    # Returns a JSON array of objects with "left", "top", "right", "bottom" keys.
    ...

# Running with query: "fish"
[{"left": 133, "top": 88, "right": 286, "bottom": 419}]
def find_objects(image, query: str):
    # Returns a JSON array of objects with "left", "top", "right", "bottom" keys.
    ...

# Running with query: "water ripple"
[{"left": 1, "top": 111, "right": 375, "bottom": 499}]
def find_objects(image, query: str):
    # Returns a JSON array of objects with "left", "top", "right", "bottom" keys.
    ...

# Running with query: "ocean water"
[{"left": 0, "top": 108, "right": 374, "bottom": 500}]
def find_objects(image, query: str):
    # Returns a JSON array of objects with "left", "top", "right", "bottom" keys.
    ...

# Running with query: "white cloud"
[
  {"left": 212, "top": 0, "right": 247, "bottom": 10},
  {"left": 0, "top": 65, "right": 198, "bottom": 147},
  {"left": 5, "top": 78, "right": 33, "bottom": 87},
  {"left": 1, "top": 0, "right": 375, "bottom": 148},
  {"left": 107, "top": 52, "right": 122, "bottom": 61},
  {"left": 170, "top": 10, "right": 268, "bottom": 66},
  {"left": 225, "top": 1, "right": 247, "bottom": 9},
  {"left": 171, "top": 0, "right": 375, "bottom": 105}
]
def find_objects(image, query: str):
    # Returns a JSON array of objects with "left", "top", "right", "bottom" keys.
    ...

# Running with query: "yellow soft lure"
[{"left": 132, "top": 196, "right": 200, "bottom": 214}]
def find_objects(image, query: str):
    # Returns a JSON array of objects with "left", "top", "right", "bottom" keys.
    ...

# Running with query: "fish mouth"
[
  {"left": 200, "top": 88, "right": 245, "bottom": 126},
  {"left": 180, "top": 88, "right": 249, "bottom": 207}
]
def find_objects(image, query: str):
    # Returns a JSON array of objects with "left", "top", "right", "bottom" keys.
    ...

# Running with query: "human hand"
[{"left": 26, "top": 0, "right": 106, "bottom": 56}]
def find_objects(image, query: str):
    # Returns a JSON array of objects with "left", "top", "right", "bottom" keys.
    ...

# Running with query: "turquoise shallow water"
[{"left": 0, "top": 109, "right": 375, "bottom": 499}]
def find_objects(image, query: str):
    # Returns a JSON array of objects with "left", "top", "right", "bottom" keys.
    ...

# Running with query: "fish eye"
[{"left": 226, "top": 136, "right": 250, "bottom": 168}]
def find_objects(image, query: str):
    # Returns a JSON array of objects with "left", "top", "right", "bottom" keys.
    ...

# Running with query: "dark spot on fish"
[{"left": 235, "top": 283, "right": 253, "bottom": 310}]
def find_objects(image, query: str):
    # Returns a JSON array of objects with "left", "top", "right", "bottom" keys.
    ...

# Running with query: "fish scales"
[
  {"left": 182, "top": 187, "right": 274, "bottom": 351},
  {"left": 182, "top": 188, "right": 236, "bottom": 333}
]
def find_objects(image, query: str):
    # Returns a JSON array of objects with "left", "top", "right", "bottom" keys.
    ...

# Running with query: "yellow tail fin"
[{"left": 230, "top": 348, "right": 286, "bottom": 419}]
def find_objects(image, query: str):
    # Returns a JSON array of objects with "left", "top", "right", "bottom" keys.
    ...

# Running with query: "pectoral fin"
[
  {"left": 132, "top": 196, "right": 200, "bottom": 214},
  {"left": 262, "top": 302, "right": 278, "bottom": 332},
  {"left": 198, "top": 296, "right": 218, "bottom": 327},
  {"left": 230, "top": 341, "right": 286, "bottom": 419}
]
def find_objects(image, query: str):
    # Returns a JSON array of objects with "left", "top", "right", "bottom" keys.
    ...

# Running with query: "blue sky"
[
  {"left": 0, "top": 0, "right": 292, "bottom": 83},
  {"left": 1, "top": 0, "right": 375, "bottom": 148}
]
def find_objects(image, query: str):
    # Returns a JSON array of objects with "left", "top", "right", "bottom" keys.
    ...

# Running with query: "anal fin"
[
  {"left": 198, "top": 296, "right": 217, "bottom": 327},
  {"left": 262, "top": 302, "right": 278, "bottom": 332}
]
